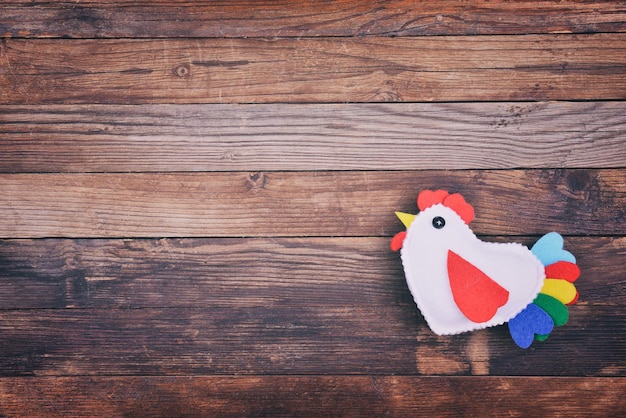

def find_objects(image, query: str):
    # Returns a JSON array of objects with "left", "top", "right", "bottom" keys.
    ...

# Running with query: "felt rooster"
[{"left": 391, "top": 189, "right": 579, "bottom": 348}]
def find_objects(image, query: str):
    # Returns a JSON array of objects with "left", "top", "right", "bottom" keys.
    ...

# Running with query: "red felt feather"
[{"left": 545, "top": 261, "right": 580, "bottom": 283}]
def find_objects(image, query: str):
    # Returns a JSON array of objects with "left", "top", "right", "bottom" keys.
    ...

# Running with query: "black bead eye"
[{"left": 432, "top": 216, "right": 446, "bottom": 229}]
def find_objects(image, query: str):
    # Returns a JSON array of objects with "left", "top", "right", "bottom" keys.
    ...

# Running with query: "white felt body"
[{"left": 400, "top": 204, "right": 545, "bottom": 335}]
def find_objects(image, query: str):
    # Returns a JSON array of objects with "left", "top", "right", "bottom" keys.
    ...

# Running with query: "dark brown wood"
[
  {"left": 0, "top": 304, "right": 621, "bottom": 377},
  {"left": 2, "top": 102, "right": 625, "bottom": 172},
  {"left": 0, "top": 237, "right": 621, "bottom": 310},
  {"left": 2, "top": 35, "right": 625, "bottom": 104},
  {"left": 1, "top": 0, "right": 624, "bottom": 414},
  {"left": 2, "top": 1, "right": 626, "bottom": 38},
  {"left": 1, "top": 169, "right": 623, "bottom": 238},
  {"left": 0, "top": 376, "right": 623, "bottom": 416}
]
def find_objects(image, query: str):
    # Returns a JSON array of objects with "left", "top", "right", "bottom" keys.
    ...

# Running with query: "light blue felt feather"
[{"left": 531, "top": 232, "right": 576, "bottom": 266}]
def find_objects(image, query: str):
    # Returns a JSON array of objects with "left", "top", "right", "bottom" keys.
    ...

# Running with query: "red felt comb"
[{"left": 417, "top": 189, "right": 474, "bottom": 224}]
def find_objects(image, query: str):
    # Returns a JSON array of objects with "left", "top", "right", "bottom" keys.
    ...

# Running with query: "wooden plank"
[
  {"left": 2, "top": 102, "right": 625, "bottom": 172},
  {"left": 0, "top": 237, "right": 621, "bottom": 310},
  {"left": 1, "top": 170, "right": 624, "bottom": 238},
  {"left": 2, "top": 35, "right": 625, "bottom": 104},
  {"left": 0, "top": 376, "right": 624, "bottom": 417},
  {"left": 2, "top": 1, "right": 625, "bottom": 38},
  {"left": 0, "top": 304, "right": 622, "bottom": 376}
]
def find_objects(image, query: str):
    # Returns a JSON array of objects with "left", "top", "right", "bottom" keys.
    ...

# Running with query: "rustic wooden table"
[{"left": 1, "top": 1, "right": 625, "bottom": 416}]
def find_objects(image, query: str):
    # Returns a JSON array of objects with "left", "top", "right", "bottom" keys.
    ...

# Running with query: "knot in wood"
[
  {"left": 567, "top": 170, "right": 591, "bottom": 192},
  {"left": 174, "top": 64, "right": 191, "bottom": 78},
  {"left": 246, "top": 172, "right": 267, "bottom": 191}
]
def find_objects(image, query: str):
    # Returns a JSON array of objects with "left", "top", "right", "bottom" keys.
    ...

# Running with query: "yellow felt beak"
[{"left": 396, "top": 212, "right": 416, "bottom": 228}]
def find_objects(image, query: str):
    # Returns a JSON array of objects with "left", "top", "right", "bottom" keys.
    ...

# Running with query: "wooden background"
[{"left": 1, "top": 1, "right": 625, "bottom": 416}]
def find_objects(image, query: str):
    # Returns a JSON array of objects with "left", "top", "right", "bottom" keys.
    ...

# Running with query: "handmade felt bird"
[{"left": 391, "top": 189, "right": 579, "bottom": 348}]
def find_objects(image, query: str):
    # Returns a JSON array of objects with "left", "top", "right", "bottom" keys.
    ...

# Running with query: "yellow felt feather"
[{"left": 541, "top": 278, "right": 577, "bottom": 304}]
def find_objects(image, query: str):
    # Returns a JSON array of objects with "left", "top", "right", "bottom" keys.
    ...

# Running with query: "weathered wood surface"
[
  {"left": 2, "top": 35, "right": 626, "bottom": 104},
  {"left": 1, "top": 376, "right": 624, "bottom": 417},
  {"left": 2, "top": 0, "right": 626, "bottom": 38},
  {"left": 0, "top": 237, "right": 621, "bottom": 309},
  {"left": 0, "top": 304, "right": 622, "bottom": 377},
  {"left": 2, "top": 102, "right": 625, "bottom": 172},
  {"left": 1, "top": 169, "right": 624, "bottom": 238},
  {"left": 1, "top": 0, "right": 625, "bottom": 415},
  {"left": 0, "top": 236, "right": 623, "bottom": 378}
]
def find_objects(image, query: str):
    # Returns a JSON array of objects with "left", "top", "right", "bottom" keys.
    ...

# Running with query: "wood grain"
[
  {"left": 2, "top": 35, "right": 625, "bottom": 104},
  {"left": 1, "top": 0, "right": 625, "bottom": 414},
  {"left": 2, "top": 0, "right": 626, "bottom": 38},
  {"left": 2, "top": 102, "right": 625, "bottom": 172},
  {"left": 0, "top": 304, "right": 622, "bottom": 377},
  {"left": 1, "top": 169, "right": 624, "bottom": 238},
  {"left": 0, "top": 237, "right": 622, "bottom": 310},
  {"left": 0, "top": 376, "right": 624, "bottom": 417}
]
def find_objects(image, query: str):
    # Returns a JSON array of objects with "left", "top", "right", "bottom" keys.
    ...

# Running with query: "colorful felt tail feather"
[{"left": 508, "top": 233, "right": 580, "bottom": 348}]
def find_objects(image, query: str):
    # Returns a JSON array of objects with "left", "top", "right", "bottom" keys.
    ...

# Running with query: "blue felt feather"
[{"left": 508, "top": 304, "right": 554, "bottom": 349}]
